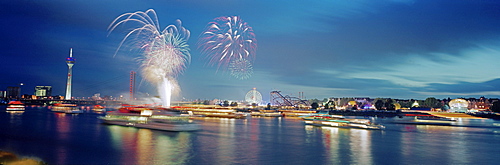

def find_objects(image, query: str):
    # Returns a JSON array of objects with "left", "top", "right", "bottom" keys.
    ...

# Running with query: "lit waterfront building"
[
  {"left": 92, "top": 93, "right": 101, "bottom": 100},
  {"left": 449, "top": 98, "right": 468, "bottom": 112},
  {"left": 412, "top": 100, "right": 419, "bottom": 107},
  {"left": 35, "top": 86, "right": 52, "bottom": 98},
  {"left": 65, "top": 48, "right": 75, "bottom": 100}
]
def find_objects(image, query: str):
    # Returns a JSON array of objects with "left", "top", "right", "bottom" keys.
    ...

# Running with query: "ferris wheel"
[{"left": 245, "top": 88, "right": 262, "bottom": 104}]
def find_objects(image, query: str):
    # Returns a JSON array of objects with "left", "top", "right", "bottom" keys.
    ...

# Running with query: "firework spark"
[
  {"left": 229, "top": 58, "right": 253, "bottom": 80},
  {"left": 198, "top": 16, "right": 257, "bottom": 78},
  {"left": 108, "top": 9, "right": 190, "bottom": 107}
]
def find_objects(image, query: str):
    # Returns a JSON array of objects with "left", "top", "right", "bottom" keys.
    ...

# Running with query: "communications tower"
[{"left": 65, "top": 48, "right": 75, "bottom": 100}]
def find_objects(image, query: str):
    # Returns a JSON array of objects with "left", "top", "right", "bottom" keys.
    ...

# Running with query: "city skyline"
[{"left": 1, "top": 0, "right": 500, "bottom": 102}]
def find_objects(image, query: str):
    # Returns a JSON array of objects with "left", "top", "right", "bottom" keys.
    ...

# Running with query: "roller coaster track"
[{"left": 270, "top": 91, "right": 310, "bottom": 107}]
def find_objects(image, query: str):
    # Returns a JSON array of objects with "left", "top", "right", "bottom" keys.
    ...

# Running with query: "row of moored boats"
[
  {"left": 5, "top": 102, "right": 465, "bottom": 131},
  {"left": 301, "top": 114, "right": 386, "bottom": 130}
]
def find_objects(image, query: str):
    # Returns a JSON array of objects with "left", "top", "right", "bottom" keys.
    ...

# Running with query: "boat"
[
  {"left": 279, "top": 109, "right": 320, "bottom": 117},
  {"left": 100, "top": 109, "right": 201, "bottom": 131},
  {"left": 6, "top": 101, "right": 25, "bottom": 111},
  {"left": 416, "top": 116, "right": 457, "bottom": 122},
  {"left": 92, "top": 105, "right": 106, "bottom": 112},
  {"left": 197, "top": 111, "right": 248, "bottom": 119},
  {"left": 118, "top": 104, "right": 161, "bottom": 113},
  {"left": 391, "top": 116, "right": 457, "bottom": 125},
  {"left": 250, "top": 110, "right": 283, "bottom": 117},
  {"left": 172, "top": 107, "right": 249, "bottom": 119},
  {"left": 51, "top": 103, "right": 84, "bottom": 114},
  {"left": 302, "top": 115, "right": 385, "bottom": 130}
]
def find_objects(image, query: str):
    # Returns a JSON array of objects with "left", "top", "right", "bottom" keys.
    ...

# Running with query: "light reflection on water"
[
  {"left": 1, "top": 107, "right": 500, "bottom": 164},
  {"left": 349, "top": 129, "right": 372, "bottom": 165},
  {"left": 398, "top": 122, "right": 495, "bottom": 164},
  {"left": 318, "top": 126, "right": 373, "bottom": 164},
  {"left": 107, "top": 125, "right": 192, "bottom": 164},
  {"left": 319, "top": 126, "right": 340, "bottom": 163},
  {"left": 7, "top": 111, "right": 24, "bottom": 125},
  {"left": 216, "top": 118, "right": 236, "bottom": 164},
  {"left": 54, "top": 113, "right": 70, "bottom": 165}
]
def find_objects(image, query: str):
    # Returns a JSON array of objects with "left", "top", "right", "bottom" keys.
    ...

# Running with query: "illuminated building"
[
  {"left": 468, "top": 97, "right": 490, "bottom": 110},
  {"left": 448, "top": 99, "right": 468, "bottom": 112},
  {"left": 22, "top": 95, "right": 36, "bottom": 99},
  {"left": 412, "top": 100, "right": 419, "bottom": 107},
  {"left": 65, "top": 48, "right": 75, "bottom": 100},
  {"left": 35, "top": 86, "right": 52, "bottom": 98},
  {"left": 92, "top": 93, "right": 101, "bottom": 100}
]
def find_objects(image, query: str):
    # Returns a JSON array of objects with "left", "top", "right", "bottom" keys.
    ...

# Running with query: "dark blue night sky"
[{"left": 1, "top": 0, "right": 500, "bottom": 102}]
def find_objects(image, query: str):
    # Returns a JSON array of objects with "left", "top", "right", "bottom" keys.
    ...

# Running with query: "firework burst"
[
  {"left": 108, "top": 9, "right": 190, "bottom": 106},
  {"left": 229, "top": 58, "right": 253, "bottom": 80},
  {"left": 198, "top": 16, "right": 257, "bottom": 78}
]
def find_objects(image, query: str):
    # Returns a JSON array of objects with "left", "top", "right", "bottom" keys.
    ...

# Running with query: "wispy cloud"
[{"left": 347, "top": 42, "right": 500, "bottom": 86}]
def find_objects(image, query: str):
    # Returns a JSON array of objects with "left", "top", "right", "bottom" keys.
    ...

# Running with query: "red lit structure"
[{"left": 130, "top": 71, "right": 136, "bottom": 100}]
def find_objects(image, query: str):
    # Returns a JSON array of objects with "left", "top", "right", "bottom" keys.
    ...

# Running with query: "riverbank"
[
  {"left": 0, "top": 151, "right": 46, "bottom": 165},
  {"left": 327, "top": 109, "right": 499, "bottom": 120},
  {"left": 2, "top": 106, "right": 500, "bottom": 164},
  {"left": 327, "top": 109, "right": 410, "bottom": 117}
]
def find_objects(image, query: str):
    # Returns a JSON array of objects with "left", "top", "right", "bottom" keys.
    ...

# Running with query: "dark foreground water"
[{"left": 1, "top": 106, "right": 500, "bottom": 165}]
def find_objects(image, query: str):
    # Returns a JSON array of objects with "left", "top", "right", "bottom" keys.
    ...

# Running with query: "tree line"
[{"left": 309, "top": 97, "right": 500, "bottom": 112}]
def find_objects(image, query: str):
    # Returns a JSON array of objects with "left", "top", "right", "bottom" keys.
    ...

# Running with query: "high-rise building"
[
  {"left": 65, "top": 48, "right": 75, "bottom": 100},
  {"left": 35, "top": 86, "right": 52, "bottom": 97},
  {"left": 6, "top": 86, "right": 20, "bottom": 99}
]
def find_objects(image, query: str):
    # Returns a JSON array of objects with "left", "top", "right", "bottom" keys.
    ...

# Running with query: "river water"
[{"left": 1, "top": 106, "right": 500, "bottom": 164}]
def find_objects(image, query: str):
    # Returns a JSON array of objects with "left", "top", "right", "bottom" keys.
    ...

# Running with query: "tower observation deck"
[{"left": 65, "top": 48, "right": 75, "bottom": 100}]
